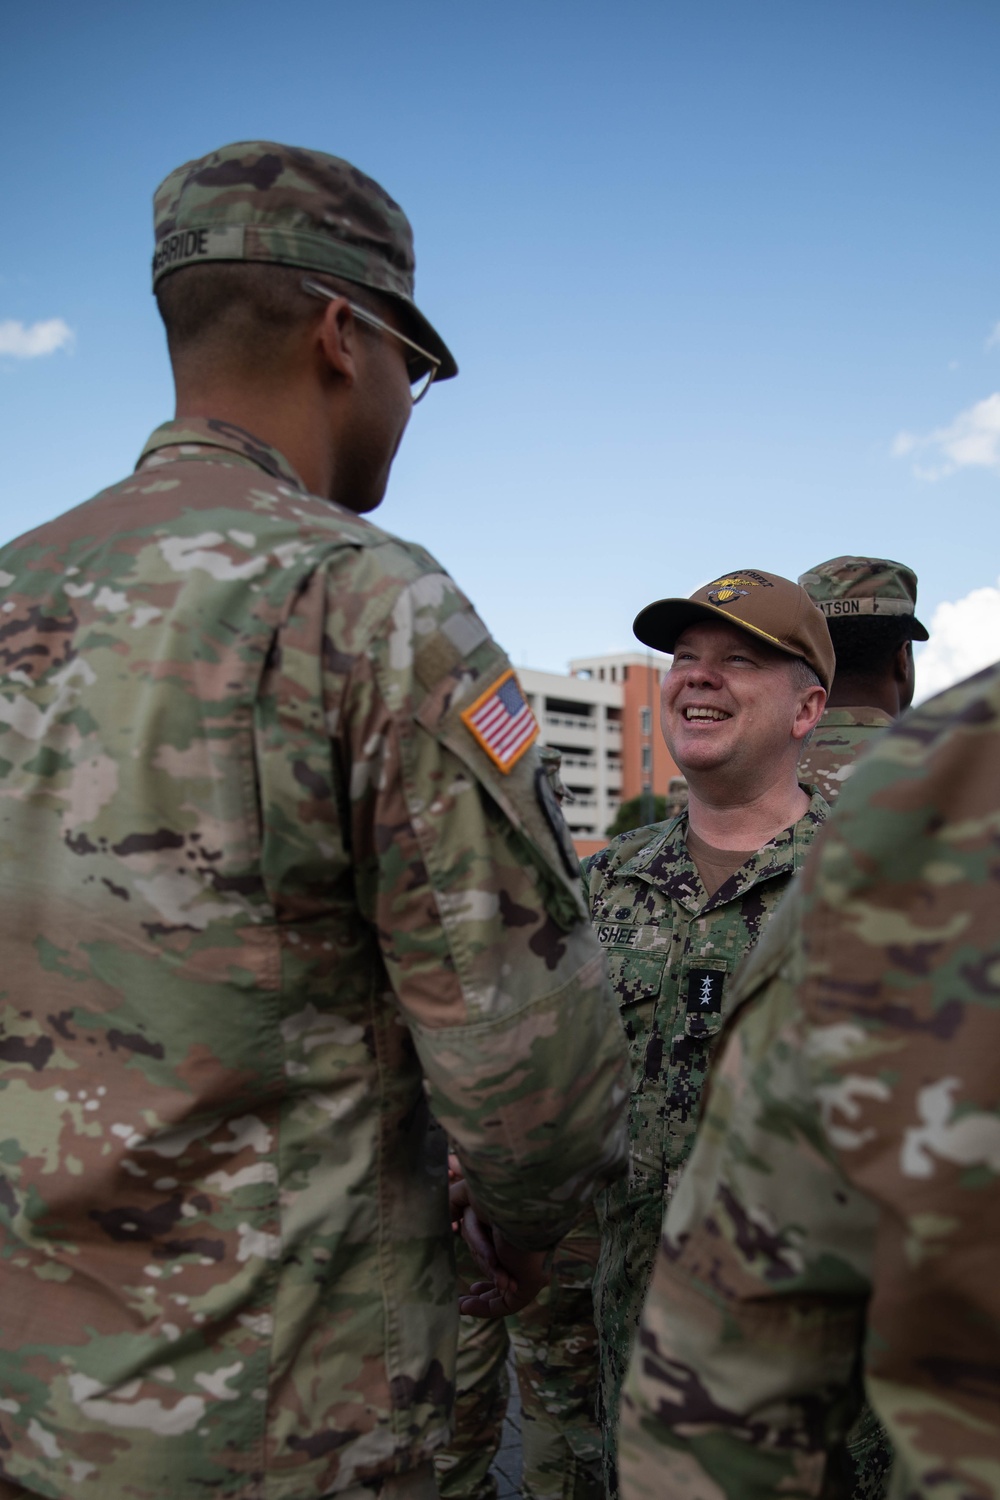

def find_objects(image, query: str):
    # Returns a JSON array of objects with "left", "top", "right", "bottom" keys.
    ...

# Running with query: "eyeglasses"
[{"left": 302, "top": 278, "right": 440, "bottom": 404}]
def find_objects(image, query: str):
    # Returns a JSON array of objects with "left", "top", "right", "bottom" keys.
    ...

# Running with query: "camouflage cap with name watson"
[
  {"left": 152, "top": 140, "right": 457, "bottom": 379},
  {"left": 798, "top": 556, "right": 928, "bottom": 641},
  {"left": 633, "top": 569, "right": 835, "bottom": 690}
]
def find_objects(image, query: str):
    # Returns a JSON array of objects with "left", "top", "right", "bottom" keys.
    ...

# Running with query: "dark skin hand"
[{"left": 448, "top": 1159, "right": 549, "bottom": 1319}]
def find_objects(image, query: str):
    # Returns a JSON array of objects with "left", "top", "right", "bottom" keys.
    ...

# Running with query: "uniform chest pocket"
[
  {"left": 600, "top": 949, "right": 667, "bottom": 1189},
  {"left": 603, "top": 950, "right": 666, "bottom": 1072},
  {"left": 609, "top": 951, "right": 666, "bottom": 1011}
]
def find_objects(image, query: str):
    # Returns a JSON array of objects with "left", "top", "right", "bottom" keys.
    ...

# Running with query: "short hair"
[
  {"left": 155, "top": 262, "right": 385, "bottom": 368},
  {"left": 788, "top": 656, "right": 823, "bottom": 694},
  {"left": 788, "top": 657, "right": 824, "bottom": 756},
  {"left": 827, "top": 617, "right": 913, "bottom": 678}
]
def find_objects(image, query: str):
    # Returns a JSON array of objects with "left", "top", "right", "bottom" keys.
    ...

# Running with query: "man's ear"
[
  {"left": 892, "top": 640, "right": 912, "bottom": 683},
  {"left": 315, "top": 296, "right": 359, "bottom": 386},
  {"left": 793, "top": 685, "right": 827, "bottom": 741},
  {"left": 894, "top": 639, "right": 916, "bottom": 712}
]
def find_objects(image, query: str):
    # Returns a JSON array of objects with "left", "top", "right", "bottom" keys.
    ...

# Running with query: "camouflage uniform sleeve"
[
  {"left": 787, "top": 665, "right": 1000, "bottom": 1499},
  {"left": 621, "top": 663, "right": 1000, "bottom": 1500},
  {"left": 618, "top": 886, "right": 873, "bottom": 1500},
  {"left": 316, "top": 549, "right": 630, "bottom": 1249}
]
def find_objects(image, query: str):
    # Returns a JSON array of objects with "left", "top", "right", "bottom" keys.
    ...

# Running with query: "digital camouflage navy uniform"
[
  {"left": 436, "top": 750, "right": 604, "bottom": 1500},
  {"left": 0, "top": 143, "right": 630, "bottom": 1500},
  {"left": 583, "top": 793, "right": 828, "bottom": 1488},
  {"left": 618, "top": 661, "right": 1000, "bottom": 1500},
  {"left": 798, "top": 556, "right": 929, "bottom": 803}
]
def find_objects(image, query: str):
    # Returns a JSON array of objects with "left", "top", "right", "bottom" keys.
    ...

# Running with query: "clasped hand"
[{"left": 449, "top": 1157, "right": 549, "bottom": 1320}]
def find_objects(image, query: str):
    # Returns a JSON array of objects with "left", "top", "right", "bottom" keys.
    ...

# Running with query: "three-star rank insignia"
[{"left": 685, "top": 967, "right": 725, "bottom": 1037}]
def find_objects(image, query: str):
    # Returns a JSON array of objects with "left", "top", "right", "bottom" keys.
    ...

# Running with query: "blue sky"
[{"left": 2, "top": 0, "right": 999, "bottom": 697}]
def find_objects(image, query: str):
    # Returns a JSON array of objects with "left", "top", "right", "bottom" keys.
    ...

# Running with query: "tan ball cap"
[{"left": 633, "top": 568, "right": 835, "bottom": 691}]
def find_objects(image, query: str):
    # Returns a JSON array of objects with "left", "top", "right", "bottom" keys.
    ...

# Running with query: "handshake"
[{"left": 449, "top": 1155, "right": 551, "bottom": 1320}]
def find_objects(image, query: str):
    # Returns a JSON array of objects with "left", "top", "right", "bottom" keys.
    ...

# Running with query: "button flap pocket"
[{"left": 609, "top": 950, "right": 667, "bottom": 1010}]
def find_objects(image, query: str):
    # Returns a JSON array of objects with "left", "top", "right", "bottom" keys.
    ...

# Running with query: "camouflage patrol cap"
[
  {"left": 798, "top": 556, "right": 928, "bottom": 641},
  {"left": 633, "top": 569, "right": 835, "bottom": 691},
  {"left": 152, "top": 141, "right": 457, "bottom": 379}
]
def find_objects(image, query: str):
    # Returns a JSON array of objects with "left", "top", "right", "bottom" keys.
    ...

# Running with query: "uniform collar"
[
  {"left": 816, "top": 704, "right": 895, "bottom": 729},
  {"left": 135, "top": 418, "right": 308, "bottom": 491},
  {"left": 623, "top": 788, "right": 828, "bottom": 915}
]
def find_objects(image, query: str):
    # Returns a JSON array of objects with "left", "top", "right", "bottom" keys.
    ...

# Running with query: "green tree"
[{"left": 605, "top": 794, "right": 667, "bottom": 840}]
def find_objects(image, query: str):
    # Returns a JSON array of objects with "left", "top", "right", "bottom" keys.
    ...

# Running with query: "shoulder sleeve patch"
[{"left": 460, "top": 668, "right": 539, "bottom": 774}]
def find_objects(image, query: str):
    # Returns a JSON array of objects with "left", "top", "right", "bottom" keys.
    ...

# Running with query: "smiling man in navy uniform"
[{"left": 583, "top": 569, "right": 833, "bottom": 1493}]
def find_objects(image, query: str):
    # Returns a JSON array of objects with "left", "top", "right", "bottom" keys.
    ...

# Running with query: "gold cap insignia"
[{"left": 707, "top": 576, "right": 756, "bottom": 604}]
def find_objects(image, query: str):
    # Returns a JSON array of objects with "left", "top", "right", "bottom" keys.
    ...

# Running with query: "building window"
[
  {"left": 639, "top": 706, "right": 651, "bottom": 735},
  {"left": 545, "top": 697, "right": 591, "bottom": 718},
  {"left": 641, "top": 745, "right": 652, "bottom": 772}
]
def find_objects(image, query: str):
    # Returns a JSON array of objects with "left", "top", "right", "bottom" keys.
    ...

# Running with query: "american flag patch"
[{"left": 460, "top": 668, "right": 539, "bottom": 773}]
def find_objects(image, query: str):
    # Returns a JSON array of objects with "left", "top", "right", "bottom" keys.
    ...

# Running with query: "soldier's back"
[
  {"left": 0, "top": 421, "right": 629, "bottom": 1499},
  {"left": 797, "top": 704, "right": 893, "bottom": 803},
  {"left": 0, "top": 423, "right": 455, "bottom": 1496}
]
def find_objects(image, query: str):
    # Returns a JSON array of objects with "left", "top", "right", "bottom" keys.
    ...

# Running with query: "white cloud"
[
  {"left": 0, "top": 318, "right": 74, "bottom": 358},
  {"left": 986, "top": 321, "right": 1000, "bottom": 351},
  {"left": 914, "top": 575, "right": 1000, "bottom": 703},
  {"left": 892, "top": 392, "right": 1000, "bottom": 480}
]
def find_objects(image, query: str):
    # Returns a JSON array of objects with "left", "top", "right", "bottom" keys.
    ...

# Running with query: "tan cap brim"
[{"left": 634, "top": 597, "right": 834, "bottom": 691}]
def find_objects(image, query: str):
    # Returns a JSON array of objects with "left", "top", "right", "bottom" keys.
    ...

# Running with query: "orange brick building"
[{"left": 519, "top": 652, "right": 681, "bottom": 860}]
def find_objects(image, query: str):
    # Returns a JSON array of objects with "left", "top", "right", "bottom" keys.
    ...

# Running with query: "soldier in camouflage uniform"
[
  {"left": 796, "top": 555, "right": 929, "bottom": 1494},
  {"left": 584, "top": 571, "right": 834, "bottom": 1493},
  {"left": 0, "top": 143, "right": 631, "bottom": 1500},
  {"left": 797, "top": 556, "right": 928, "bottom": 802},
  {"left": 437, "top": 749, "right": 604, "bottom": 1500},
  {"left": 619, "top": 658, "right": 1000, "bottom": 1500}
]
